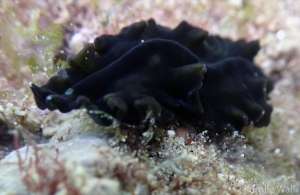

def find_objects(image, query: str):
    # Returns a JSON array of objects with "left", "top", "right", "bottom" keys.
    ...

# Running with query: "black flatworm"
[{"left": 30, "top": 19, "right": 273, "bottom": 135}]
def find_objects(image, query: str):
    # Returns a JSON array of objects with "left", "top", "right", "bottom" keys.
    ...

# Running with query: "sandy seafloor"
[{"left": 0, "top": 0, "right": 300, "bottom": 194}]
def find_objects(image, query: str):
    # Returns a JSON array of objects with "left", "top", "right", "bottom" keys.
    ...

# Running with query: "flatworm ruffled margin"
[{"left": 30, "top": 19, "right": 273, "bottom": 135}]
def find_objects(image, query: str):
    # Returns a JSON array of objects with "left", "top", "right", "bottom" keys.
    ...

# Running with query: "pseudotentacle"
[{"left": 30, "top": 19, "right": 273, "bottom": 135}]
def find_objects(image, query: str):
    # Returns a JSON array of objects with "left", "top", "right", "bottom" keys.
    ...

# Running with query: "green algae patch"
[{"left": 0, "top": 2, "right": 63, "bottom": 82}]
